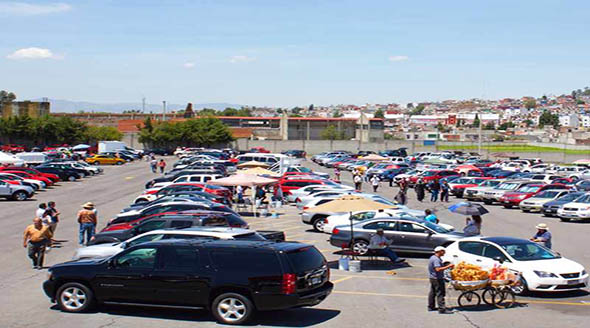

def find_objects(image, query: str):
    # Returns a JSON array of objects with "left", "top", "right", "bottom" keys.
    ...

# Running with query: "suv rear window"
[
  {"left": 232, "top": 233, "right": 266, "bottom": 241},
  {"left": 286, "top": 246, "right": 325, "bottom": 273}
]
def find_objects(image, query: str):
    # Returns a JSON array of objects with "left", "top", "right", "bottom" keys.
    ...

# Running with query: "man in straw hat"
[
  {"left": 428, "top": 246, "right": 454, "bottom": 314},
  {"left": 530, "top": 223, "right": 552, "bottom": 249},
  {"left": 77, "top": 202, "right": 97, "bottom": 246}
]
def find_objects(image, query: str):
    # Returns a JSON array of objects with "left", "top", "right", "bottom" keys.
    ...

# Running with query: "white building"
[
  {"left": 559, "top": 114, "right": 580, "bottom": 128},
  {"left": 581, "top": 115, "right": 590, "bottom": 128}
]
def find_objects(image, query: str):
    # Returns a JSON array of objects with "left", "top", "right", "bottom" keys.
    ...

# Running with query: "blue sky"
[{"left": 1, "top": 0, "right": 590, "bottom": 107}]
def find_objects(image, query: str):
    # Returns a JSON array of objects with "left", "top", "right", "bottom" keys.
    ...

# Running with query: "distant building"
[
  {"left": 580, "top": 115, "right": 590, "bottom": 128},
  {"left": 559, "top": 114, "right": 580, "bottom": 128},
  {"left": 0, "top": 101, "right": 50, "bottom": 118}
]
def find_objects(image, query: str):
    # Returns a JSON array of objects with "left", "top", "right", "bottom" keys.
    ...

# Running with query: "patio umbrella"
[
  {"left": 209, "top": 174, "right": 278, "bottom": 215},
  {"left": 237, "top": 161, "right": 270, "bottom": 169},
  {"left": 448, "top": 202, "right": 489, "bottom": 216},
  {"left": 361, "top": 154, "right": 388, "bottom": 161},
  {"left": 305, "top": 195, "right": 396, "bottom": 250},
  {"left": 239, "top": 167, "right": 281, "bottom": 177}
]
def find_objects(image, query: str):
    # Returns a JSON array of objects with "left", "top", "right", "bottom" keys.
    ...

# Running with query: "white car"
[
  {"left": 286, "top": 184, "right": 354, "bottom": 202},
  {"left": 463, "top": 179, "right": 503, "bottom": 201},
  {"left": 529, "top": 164, "right": 552, "bottom": 173},
  {"left": 557, "top": 193, "right": 590, "bottom": 222},
  {"left": 296, "top": 190, "right": 356, "bottom": 209},
  {"left": 150, "top": 174, "right": 222, "bottom": 189},
  {"left": 519, "top": 190, "right": 571, "bottom": 212},
  {"left": 322, "top": 208, "right": 436, "bottom": 234},
  {"left": 73, "top": 227, "right": 265, "bottom": 260},
  {"left": 443, "top": 236, "right": 588, "bottom": 293}
]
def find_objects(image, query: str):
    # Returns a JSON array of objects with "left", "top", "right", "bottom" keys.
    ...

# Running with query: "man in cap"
[
  {"left": 23, "top": 217, "right": 52, "bottom": 269},
  {"left": 428, "top": 246, "right": 454, "bottom": 314},
  {"left": 530, "top": 223, "right": 552, "bottom": 249},
  {"left": 369, "top": 228, "right": 405, "bottom": 264},
  {"left": 77, "top": 202, "right": 97, "bottom": 246}
]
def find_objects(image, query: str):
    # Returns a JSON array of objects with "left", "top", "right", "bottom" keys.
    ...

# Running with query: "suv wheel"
[
  {"left": 12, "top": 191, "right": 28, "bottom": 201},
  {"left": 68, "top": 175, "right": 77, "bottom": 182},
  {"left": 116, "top": 161, "right": 123, "bottom": 165},
  {"left": 212, "top": 293, "right": 254, "bottom": 325},
  {"left": 56, "top": 282, "right": 95, "bottom": 313},
  {"left": 312, "top": 217, "right": 326, "bottom": 232}
]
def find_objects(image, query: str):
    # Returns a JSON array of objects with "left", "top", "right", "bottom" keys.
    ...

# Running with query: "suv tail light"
[
  {"left": 295, "top": 198, "right": 301, "bottom": 203},
  {"left": 282, "top": 273, "right": 297, "bottom": 294},
  {"left": 332, "top": 228, "right": 340, "bottom": 235},
  {"left": 303, "top": 206, "right": 309, "bottom": 210}
]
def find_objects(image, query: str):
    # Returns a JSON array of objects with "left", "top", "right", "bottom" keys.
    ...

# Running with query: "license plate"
[
  {"left": 310, "top": 277, "right": 322, "bottom": 285},
  {"left": 567, "top": 279, "right": 580, "bottom": 285}
]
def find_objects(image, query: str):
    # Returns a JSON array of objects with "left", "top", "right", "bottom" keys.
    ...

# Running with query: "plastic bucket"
[
  {"left": 349, "top": 260, "right": 362, "bottom": 272},
  {"left": 338, "top": 257, "right": 349, "bottom": 271}
]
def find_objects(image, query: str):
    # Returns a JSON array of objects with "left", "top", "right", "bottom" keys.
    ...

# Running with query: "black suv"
[
  {"left": 34, "top": 165, "right": 81, "bottom": 182},
  {"left": 43, "top": 239, "right": 332, "bottom": 325}
]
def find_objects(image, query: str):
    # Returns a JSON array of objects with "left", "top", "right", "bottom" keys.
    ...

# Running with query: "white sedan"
[
  {"left": 557, "top": 193, "right": 590, "bottom": 222},
  {"left": 443, "top": 236, "right": 588, "bottom": 293},
  {"left": 322, "top": 207, "right": 435, "bottom": 234}
]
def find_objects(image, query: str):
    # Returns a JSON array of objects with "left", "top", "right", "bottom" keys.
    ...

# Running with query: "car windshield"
[
  {"left": 500, "top": 242, "right": 560, "bottom": 261},
  {"left": 516, "top": 186, "right": 541, "bottom": 193},
  {"left": 423, "top": 171, "right": 438, "bottom": 177},
  {"left": 573, "top": 194, "right": 590, "bottom": 204},
  {"left": 534, "top": 191, "right": 561, "bottom": 199},
  {"left": 454, "top": 178, "right": 472, "bottom": 184},
  {"left": 481, "top": 180, "right": 500, "bottom": 187},
  {"left": 423, "top": 221, "right": 451, "bottom": 233},
  {"left": 496, "top": 183, "right": 519, "bottom": 191},
  {"left": 557, "top": 193, "right": 582, "bottom": 202},
  {"left": 297, "top": 167, "right": 312, "bottom": 173}
]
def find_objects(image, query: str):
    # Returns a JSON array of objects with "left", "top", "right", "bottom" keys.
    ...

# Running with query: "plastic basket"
[{"left": 451, "top": 279, "right": 489, "bottom": 291}]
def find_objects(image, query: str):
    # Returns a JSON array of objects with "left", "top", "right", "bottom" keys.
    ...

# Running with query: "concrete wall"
[{"left": 233, "top": 139, "right": 590, "bottom": 163}]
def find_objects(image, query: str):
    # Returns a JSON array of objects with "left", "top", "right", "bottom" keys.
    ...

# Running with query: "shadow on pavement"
[
  {"left": 57, "top": 304, "right": 340, "bottom": 326},
  {"left": 524, "top": 289, "right": 590, "bottom": 299}
]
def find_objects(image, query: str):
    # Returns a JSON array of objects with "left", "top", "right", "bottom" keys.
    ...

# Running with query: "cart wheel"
[
  {"left": 458, "top": 291, "right": 481, "bottom": 308},
  {"left": 482, "top": 287, "right": 496, "bottom": 306},
  {"left": 493, "top": 290, "right": 515, "bottom": 308}
]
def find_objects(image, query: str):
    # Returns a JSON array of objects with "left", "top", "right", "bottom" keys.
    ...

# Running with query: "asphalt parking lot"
[{"left": 2, "top": 159, "right": 590, "bottom": 328}]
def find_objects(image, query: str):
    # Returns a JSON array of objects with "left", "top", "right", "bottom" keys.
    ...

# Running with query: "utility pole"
[
  {"left": 142, "top": 97, "right": 146, "bottom": 113},
  {"left": 478, "top": 112, "right": 482, "bottom": 156},
  {"left": 162, "top": 101, "right": 166, "bottom": 121}
]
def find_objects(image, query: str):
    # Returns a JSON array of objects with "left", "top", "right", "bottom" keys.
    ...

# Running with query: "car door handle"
[{"left": 475, "top": 259, "right": 482, "bottom": 262}]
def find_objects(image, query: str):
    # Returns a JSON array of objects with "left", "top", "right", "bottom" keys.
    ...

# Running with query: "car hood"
[
  {"left": 560, "top": 202, "right": 590, "bottom": 209},
  {"left": 117, "top": 209, "right": 140, "bottom": 217},
  {"left": 515, "top": 257, "right": 585, "bottom": 274},
  {"left": 52, "top": 257, "right": 107, "bottom": 268}
]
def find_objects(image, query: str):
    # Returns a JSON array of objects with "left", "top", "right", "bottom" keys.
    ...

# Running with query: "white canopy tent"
[{"left": 0, "top": 152, "right": 25, "bottom": 166}]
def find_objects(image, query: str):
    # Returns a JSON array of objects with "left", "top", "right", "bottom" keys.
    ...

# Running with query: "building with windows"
[{"left": 0, "top": 101, "right": 50, "bottom": 118}]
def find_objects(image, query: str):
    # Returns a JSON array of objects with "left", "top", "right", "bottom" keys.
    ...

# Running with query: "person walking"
[
  {"left": 334, "top": 168, "right": 341, "bottom": 182},
  {"left": 158, "top": 159, "right": 167, "bottom": 173},
  {"left": 236, "top": 185, "right": 244, "bottom": 203},
  {"left": 46, "top": 201, "right": 60, "bottom": 234},
  {"left": 369, "top": 228, "right": 405, "bottom": 264},
  {"left": 428, "top": 246, "right": 454, "bottom": 314},
  {"left": 78, "top": 202, "right": 98, "bottom": 246},
  {"left": 429, "top": 179, "right": 440, "bottom": 202},
  {"left": 530, "top": 223, "right": 552, "bottom": 249},
  {"left": 23, "top": 217, "right": 52, "bottom": 269},
  {"left": 353, "top": 174, "right": 363, "bottom": 192},
  {"left": 370, "top": 175, "right": 380, "bottom": 192},
  {"left": 415, "top": 179, "right": 426, "bottom": 202},
  {"left": 35, "top": 203, "right": 47, "bottom": 219},
  {"left": 440, "top": 180, "right": 450, "bottom": 202},
  {"left": 463, "top": 215, "right": 482, "bottom": 236},
  {"left": 150, "top": 158, "right": 157, "bottom": 173},
  {"left": 424, "top": 209, "right": 439, "bottom": 224}
]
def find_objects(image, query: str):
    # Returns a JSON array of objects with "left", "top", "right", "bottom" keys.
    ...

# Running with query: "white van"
[
  {"left": 15, "top": 152, "right": 48, "bottom": 165},
  {"left": 151, "top": 174, "right": 222, "bottom": 189},
  {"left": 236, "top": 153, "right": 291, "bottom": 165}
]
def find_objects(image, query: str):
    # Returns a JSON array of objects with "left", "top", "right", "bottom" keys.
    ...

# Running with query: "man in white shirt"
[
  {"left": 35, "top": 203, "right": 47, "bottom": 219},
  {"left": 369, "top": 228, "right": 405, "bottom": 264}
]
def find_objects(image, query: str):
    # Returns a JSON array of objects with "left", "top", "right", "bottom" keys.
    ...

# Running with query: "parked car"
[
  {"left": 499, "top": 184, "right": 568, "bottom": 209},
  {"left": 448, "top": 177, "right": 492, "bottom": 198},
  {"left": 282, "top": 150, "right": 306, "bottom": 158},
  {"left": 557, "top": 193, "right": 590, "bottom": 222},
  {"left": 329, "top": 217, "right": 464, "bottom": 255},
  {"left": 322, "top": 208, "right": 432, "bottom": 234},
  {"left": 279, "top": 177, "right": 340, "bottom": 195},
  {"left": 43, "top": 239, "right": 333, "bottom": 324},
  {"left": 109, "top": 201, "right": 235, "bottom": 225},
  {"left": 541, "top": 192, "right": 586, "bottom": 217},
  {"left": 143, "top": 148, "right": 172, "bottom": 156},
  {"left": 0, "top": 166, "right": 59, "bottom": 182},
  {"left": 481, "top": 180, "right": 537, "bottom": 205},
  {"left": 85, "top": 155, "right": 126, "bottom": 165},
  {"left": 443, "top": 236, "right": 588, "bottom": 294},
  {"left": 34, "top": 165, "right": 81, "bottom": 182},
  {"left": 0, "top": 180, "right": 34, "bottom": 201},
  {"left": 463, "top": 179, "right": 503, "bottom": 201},
  {"left": 519, "top": 190, "right": 572, "bottom": 212}
]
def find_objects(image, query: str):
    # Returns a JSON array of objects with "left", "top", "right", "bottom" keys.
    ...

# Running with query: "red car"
[
  {"left": 249, "top": 147, "right": 270, "bottom": 153},
  {"left": 0, "top": 167, "right": 60, "bottom": 182},
  {"left": 0, "top": 179, "right": 21, "bottom": 185},
  {"left": 144, "top": 183, "right": 231, "bottom": 200},
  {"left": 499, "top": 184, "right": 569, "bottom": 208},
  {"left": 0, "top": 144, "right": 25, "bottom": 153},
  {"left": 448, "top": 177, "right": 493, "bottom": 198},
  {"left": 409, "top": 170, "right": 460, "bottom": 185},
  {"left": 279, "top": 177, "right": 339, "bottom": 195},
  {"left": 1, "top": 170, "right": 53, "bottom": 186}
]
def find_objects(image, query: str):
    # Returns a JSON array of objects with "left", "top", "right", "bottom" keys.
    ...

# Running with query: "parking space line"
[
  {"left": 331, "top": 274, "right": 428, "bottom": 281},
  {"left": 331, "top": 276, "right": 354, "bottom": 284}
]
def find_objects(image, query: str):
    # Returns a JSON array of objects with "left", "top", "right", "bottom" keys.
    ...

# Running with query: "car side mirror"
[
  {"left": 493, "top": 256, "right": 504, "bottom": 264},
  {"left": 120, "top": 242, "right": 128, "bottom": 249},
  {"left": 107, "top": 259, "right": 116, "bottom": 268}
]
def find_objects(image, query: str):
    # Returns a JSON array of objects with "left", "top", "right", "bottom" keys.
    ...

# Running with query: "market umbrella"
[
  {"left": 209, "top": 174, "right": 278, "bottom": 215},
  {"left": 239, "top": 167, "right": 281, "bottom": 177},
  {"left": 237, "top": 161, "right": 270, "bottom": 169},
  {"left": 305, "top": 195, "right": 396, "bottom": 251},
  {"left": 361, "top": 154, "right": 388, "bottom": 161},
  {"left": 448, "top": 202, "right": 489, "bottom": 216}
]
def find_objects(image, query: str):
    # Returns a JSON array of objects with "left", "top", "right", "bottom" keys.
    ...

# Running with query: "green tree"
[
  {"left": 409, "top": 104, "right": 425, "bottom": 116},
  {"left": 320, "top": 125, "right": 344, "bottom": 140},
  {"left": 138, "top": 117, "right": 234, "bottom": 148},
  {"left": 524, "top": 119, "right": 535, "bottom": 127},
  {"left": 538, "top": 110, "right": 560, "bottom": 129},
  {"left": 374, "top": 109, "right": 385, "bottom": 118},
  {"left": 498, "top": 122, "right": 515, "bottom": 130},
  {"left": 198, "top": 108, "right": 218, "bottom": 116},
  {"left": 333, "top": 110, "right": 343, "bottom": 118},
  {"left": 483, "top": 122, "right": 495, "bottom": 130},
  {"left": 524, "top": 99, "right": 536, "bottom": 110},
  {"left": 472, "top": 114, "right": 480, "bottom": 128},
  {"left": 0, "top": 90, "right": 16, "bottom": 102},
  {"left": 85, "top": 126, "right": 123, "bottom": 143}
]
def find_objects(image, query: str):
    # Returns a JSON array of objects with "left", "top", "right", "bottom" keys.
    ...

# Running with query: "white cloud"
[
  {"left": 230, "top": 55, "right": 256, "bottom": 64},
  {"left": 183, "top": 62, "right": 195, "bottom": 68},
  {"left": 388, "top": 55, "right": 409, "bottom": 62},
  {"left": 0, "top": 2, "right": 71, "bottom": 16},
  {"left": 6, "top": 47, "right": 61, "bottom": 60}
]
